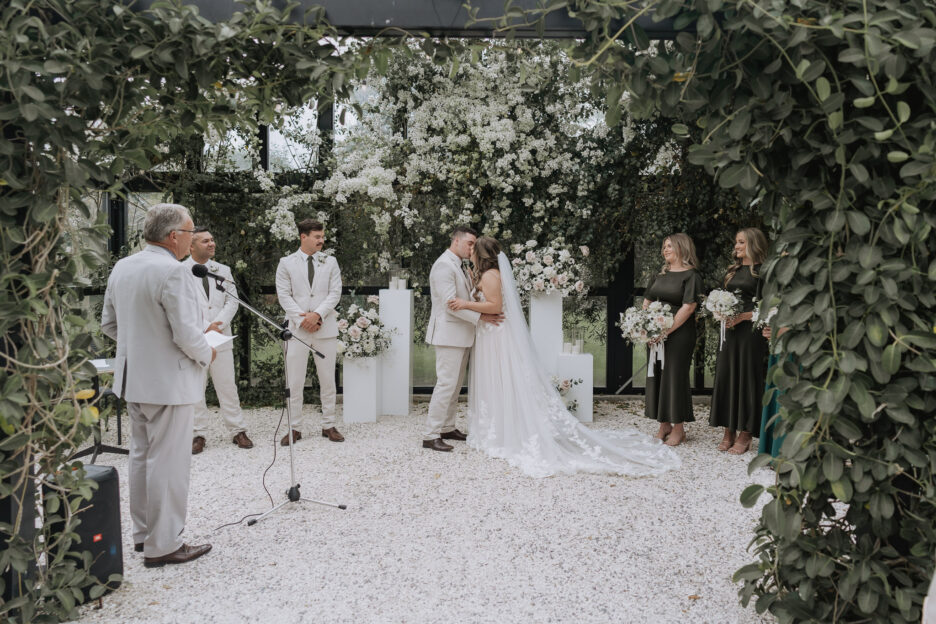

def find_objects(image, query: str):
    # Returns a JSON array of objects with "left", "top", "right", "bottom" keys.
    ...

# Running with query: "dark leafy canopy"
[
  {"left": 0, "top": 1, "right": 372, "bottom": 620},
  {"left": 487, "top": 0, "right": 936, "bottom": 622}
]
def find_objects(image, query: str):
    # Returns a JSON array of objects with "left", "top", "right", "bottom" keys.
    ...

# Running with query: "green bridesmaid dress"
[
  {"left": 644, "top": 269, "right": 704, "bottom": 424},
  {"left": 758, "top": 353, "right": 785, "bottom": 456},
  {"left": 709, "top": 265, "right": 769, "bottom": 435}
]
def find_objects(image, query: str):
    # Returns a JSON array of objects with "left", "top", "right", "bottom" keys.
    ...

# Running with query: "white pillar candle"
[
  {"left": 571, "top": 343, "right": 581, "bottom": 354},
  {"left": 398, "top": 277, "right": 407, "bottom": 289},
  {"left": 563, "top": 342, "right": 572, "bottom": 354},
  {"left": 575, "top": 338, "right": 584, "bottom": 352}
]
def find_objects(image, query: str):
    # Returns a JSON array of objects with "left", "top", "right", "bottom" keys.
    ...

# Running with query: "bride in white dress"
[{"left": 447, "top": 236, "right": 681, "bottom": 478}]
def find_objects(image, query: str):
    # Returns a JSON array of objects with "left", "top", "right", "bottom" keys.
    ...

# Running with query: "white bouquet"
[
  {"left": 751, "top": 301, "right": 778, "bottom": 330},
  {"left": 704, "top": 289, "right": 742, "bottom": 349},
  {"left": 336, "top": 296, "right": 393, "bottom": 359},
  {"left": 509, "top": 238, "right": 589, "bottom": 300},
  {"left": 617, "top": 301, "right": 674, "bottom": 377}
]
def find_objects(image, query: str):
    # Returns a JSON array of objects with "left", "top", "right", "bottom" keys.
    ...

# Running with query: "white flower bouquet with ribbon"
[
  {"left": 336, "top": 296, "right": 393, "bottom": 359},
  {"left": 618, "top": 301, "right": 674, "bottom": 377},
  {"left": 509, "top": 238, "right": 589, "bottom": 299},
  {"left": 704, "top": 289, "right": 742, "bottom": 349}
]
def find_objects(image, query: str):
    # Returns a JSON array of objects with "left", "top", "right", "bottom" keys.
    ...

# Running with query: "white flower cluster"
[
  {"left": 703, "top": 289, "right": 743, "bottom": 322},
  {"left": 751, "top": 304, "right": 778, "bottom": 330},
  {"left": 335, "top": 297, "right": 393, "bottom": 359},
  {"left": 618, "top": 301, "right": 674, "bottom": 345},
  {"left": 509, "top": 239, "right": 589, "bottom": 298}
]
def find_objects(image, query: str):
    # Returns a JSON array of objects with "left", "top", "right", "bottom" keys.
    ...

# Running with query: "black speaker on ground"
[{"left": 46, "top": 464, "right": 123, "bottom": 602}]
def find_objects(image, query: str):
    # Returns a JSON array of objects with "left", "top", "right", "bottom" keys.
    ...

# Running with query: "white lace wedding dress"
[{"left": 466, "top": 253, "right": 681, "bottom": 478}]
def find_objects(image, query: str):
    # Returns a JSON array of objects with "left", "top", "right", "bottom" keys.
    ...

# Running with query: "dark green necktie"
[
  {"left": 202, "top": 274, "right": 210, "bottom": 298},
  {"left": 307, "top": 254, "right": 316, "bottom": 287}
]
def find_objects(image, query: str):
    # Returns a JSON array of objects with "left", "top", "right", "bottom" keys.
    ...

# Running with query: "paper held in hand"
[{"left": 204, "top": 332, "right": 235, "bottom": 349}]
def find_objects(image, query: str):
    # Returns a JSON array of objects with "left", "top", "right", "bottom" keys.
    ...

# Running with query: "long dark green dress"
[
  {"left": 644, "top": 269, "right": 704, "bottom": 424},
  {"left": 709, "top": 265, "right": 769, "bottom": 434},
  {"left": 758, "top": 353, "right": 784, "bottom": 456}
]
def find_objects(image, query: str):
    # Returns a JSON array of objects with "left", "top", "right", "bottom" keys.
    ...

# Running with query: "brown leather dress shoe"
[
  {"left": 143, "top": 543, "right": 212, "bottom": 568},
  {"left": 280, "top": 430, "right": 301, "bottom": 446},
  {"left": 192, "top": 436, "right": 206, "bottom": 454},
  {"left": 322, "top": 427, "right": 344, "bottom": 442},
  {"left": 232, "top": 432, "right": 254, "bottom": 449},
  {"left": 440, "top": 428, "right": 468, "bottom": 441},
  {"left": 422, "top": 438, "right": 453, "bottom": 452}
]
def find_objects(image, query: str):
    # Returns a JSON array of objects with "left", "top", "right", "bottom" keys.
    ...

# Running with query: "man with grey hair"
[{"left": 102, "top": 203, "right": 215, "bottom": 567}]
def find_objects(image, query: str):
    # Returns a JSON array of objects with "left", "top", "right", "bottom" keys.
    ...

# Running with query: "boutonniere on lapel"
[
  {"left": 315, "top": 249, "right": 334, "bottom": 266},
  {"left": 208, "top": 261, "right": 220, "bottom": 272}
]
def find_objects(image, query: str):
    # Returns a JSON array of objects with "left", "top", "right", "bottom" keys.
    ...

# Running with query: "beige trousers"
[
  {"left": 194, "top": 347, "right": 247, "bottom": 437},
  {"left": 128, "top": 402, "right": 193, "bottom": 558},
  {"left": 284, "top": 333, "right": 337, "bottom": 432},
  {"left": 424, "top": 345, "right": 470, "bottom": 440}
]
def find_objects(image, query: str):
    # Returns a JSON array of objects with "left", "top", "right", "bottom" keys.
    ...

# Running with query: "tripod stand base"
[{"left": 246, "top": 484, "right": 347, "bottom": 526}]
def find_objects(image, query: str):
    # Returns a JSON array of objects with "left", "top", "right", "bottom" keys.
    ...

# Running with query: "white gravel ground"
[{"left": 74, "top": 399, "right": 775, "bottom": 624}]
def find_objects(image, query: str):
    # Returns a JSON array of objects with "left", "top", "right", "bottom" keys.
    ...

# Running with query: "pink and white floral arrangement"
[
  {"left": 509, "top": 238, "right": 590, "bottom": 299},
  {"left": 336, "top": 296, "right": 393, "bottom": 359}
]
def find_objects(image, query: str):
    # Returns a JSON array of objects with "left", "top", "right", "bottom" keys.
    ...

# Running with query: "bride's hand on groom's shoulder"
[{"left": 448, "top": 298, "right": 468, "bottom": 310}]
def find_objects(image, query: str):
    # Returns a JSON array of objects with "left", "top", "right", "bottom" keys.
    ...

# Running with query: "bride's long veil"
[
  {"left": 468, "top": 252, "right": 681, "bottom": 478},
  {"left": 496, "top": 252, "right": 552, "bottom": 384}
]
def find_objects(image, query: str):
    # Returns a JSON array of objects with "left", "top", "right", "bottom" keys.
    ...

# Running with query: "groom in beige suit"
[
  {"left": 276, "top": 218, "right": 345, "bottom": 444},
  {"left": 101, "top": 203, "right": 214, "bottom": 567},
  {"left": 423, "top": 226, "right": 500, "bottom": 452}
]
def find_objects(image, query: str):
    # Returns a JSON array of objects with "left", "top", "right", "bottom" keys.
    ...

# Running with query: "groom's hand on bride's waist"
[{"left": 481, "top": 313, "right": 504, "bottom": 325}]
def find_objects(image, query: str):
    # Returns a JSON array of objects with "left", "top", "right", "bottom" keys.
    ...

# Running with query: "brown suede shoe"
[
  {"left": 143, "top": 543, "right": 212, "bottom": 568},
  {"left": 232, "top": 432, "right": 254, "bottom": 449},
  {"left": 440, "top": 428, "right": 468, "bottom": 441},
  {"left": 322, "top": 427, "right": 344, "bottom": 442},
  {"left": 280, "top": 430, "right": 301, "bottom": 446},
  {"left": 192, "top": 436, "right": 206, "bottom": 454},
  {"left": 422, "top": 438, "right": 454, "bottom": 452}
]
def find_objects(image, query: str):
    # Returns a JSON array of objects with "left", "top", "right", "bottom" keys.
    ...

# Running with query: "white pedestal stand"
[
  {"left": 342, "top": 357, "right": 382, "bottom": 423},
  {"left": 379, "top": 288, "right": 413, "bottom": 416},
  {"left": 529, "top": 292, "right": 562, "bottom": 375},
  {"left": 558, "top": 353, "right": 594, "bottom": 423}
]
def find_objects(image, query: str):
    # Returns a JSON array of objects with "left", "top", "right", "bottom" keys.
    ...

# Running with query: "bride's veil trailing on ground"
[{"left": 468, "top": 252, "right": 681, "bottom": 478}]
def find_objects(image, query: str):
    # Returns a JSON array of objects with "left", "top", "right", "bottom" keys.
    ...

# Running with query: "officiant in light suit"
[
  {"left": 276, "top": 218, "right": 345, "bottom": 445},
  {"left": 101, "top": 203, "right": 214, "bottom": 567}
]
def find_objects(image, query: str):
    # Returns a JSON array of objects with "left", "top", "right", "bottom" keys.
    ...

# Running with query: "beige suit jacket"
[
  {"left": 183, "top": 257, "right": 238, "bottom": 351},
  {"left": 276, "top": 250, "right": 342, "bottom": 339},
  {"left": 101, "top": 245, "right": 213, "bottom": 405},
  {"left": 426, "top": 250, "right": 481, "bottom": 348}
]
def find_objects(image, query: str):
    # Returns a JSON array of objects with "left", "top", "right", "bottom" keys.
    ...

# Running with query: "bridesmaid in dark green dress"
[
  {"left": 644, "top": 233, "right": 704, "bottom": 446},
  {"left": 709, "top": 228, "right": 770, "bottom": 454},
  {"left": 758, "top": 326, "right": 789, "bottom": 457}
]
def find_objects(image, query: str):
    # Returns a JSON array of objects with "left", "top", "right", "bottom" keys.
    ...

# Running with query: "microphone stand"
[{"left": 203, "top": 276, "right": 346, "bottom": 524}]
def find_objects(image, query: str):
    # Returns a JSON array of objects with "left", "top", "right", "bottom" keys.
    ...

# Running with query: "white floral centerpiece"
[
  {"left": 617, "top": 301, "right": 674, "bottom": 377},
  {"left": 703, "top": 289, "right": 743, "bottom": 349},
  {"left": 509, "top": 238, "right": 590, "bottom": 300},
  {"left": 336, "top": 296, "right": 393, "bottom": 360}
]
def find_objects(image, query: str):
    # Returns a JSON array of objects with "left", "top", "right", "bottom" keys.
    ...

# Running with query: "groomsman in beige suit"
[
  {"left": 101, "top": 203, "right": 214, "bottom": 567},
  {"left": 276, "top": 219, "right": 345, "bottom": 444},
  {"left": 423, "top": 226, "right": 500, "bottom": 452},
  {"left": 184, "top": 228, "right": 254, "bottom": 454}
]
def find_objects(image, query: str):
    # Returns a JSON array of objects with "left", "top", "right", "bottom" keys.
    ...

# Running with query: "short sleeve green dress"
[
  {"left": 644, "top": 269, "right": 703, "bottom": 424},
  {"left": 709, "top": 265, "right": 769, "bottom": 434}
]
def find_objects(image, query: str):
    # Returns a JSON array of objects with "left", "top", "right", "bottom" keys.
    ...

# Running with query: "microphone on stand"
[{"left": 191, "top": 263, "right": 233, "bottom": 284}]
